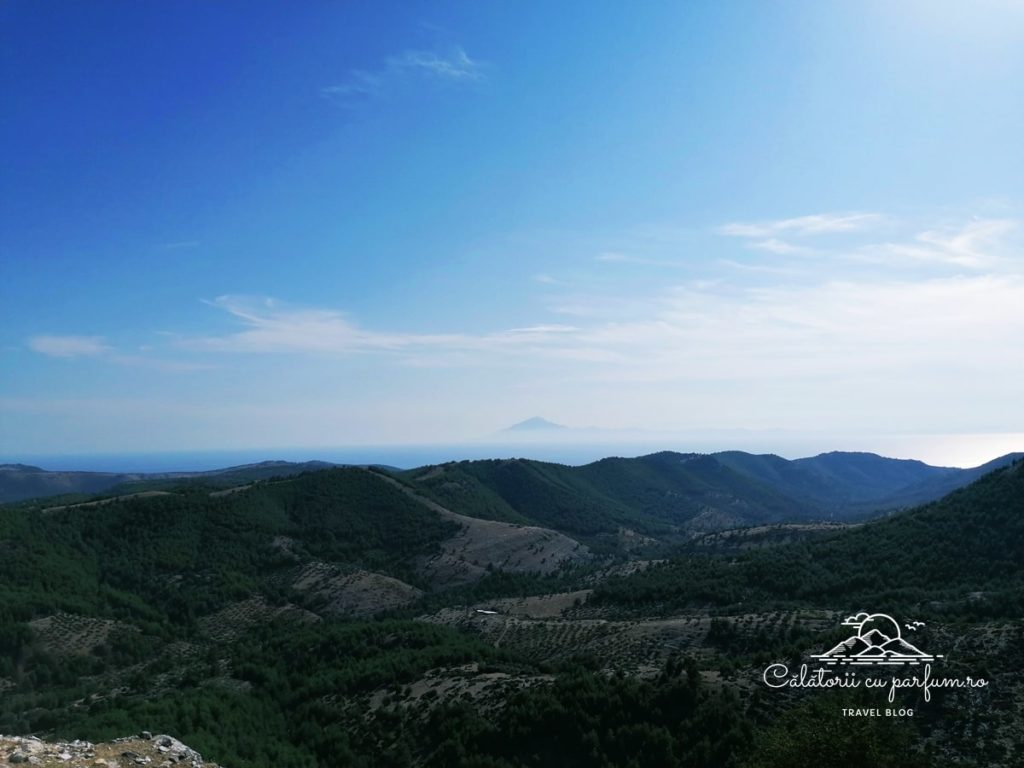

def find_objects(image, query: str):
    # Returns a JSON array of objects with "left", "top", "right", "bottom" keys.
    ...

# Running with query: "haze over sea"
[{"left": 7, "top": 430, "right": 1023, "bottom": 473}]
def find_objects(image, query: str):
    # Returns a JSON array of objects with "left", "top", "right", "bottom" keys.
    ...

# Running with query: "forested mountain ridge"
[
  {"left": 594, "top": 458, "right": 1024, "bottom": 616},
  {"left": 0, "top": 469, "right": 457, "bottom": 628},
  {"left": 4, "top": 449, "right": 1017, "bottom": 529},
  {"left": 0, "top": 460, "right": 340, "bottom": 504},
  {"left": 402, "top": 450, "right": 1023, "bottom": 540},
  {"left": 866, "top": 451, "right": 1024, "bottom": 509},
  {"left": 715, "top": 449, "right": 1023, "bottom": 511},
  {"left": 0, "top": 467, "right": 588, "bottom": 628}
]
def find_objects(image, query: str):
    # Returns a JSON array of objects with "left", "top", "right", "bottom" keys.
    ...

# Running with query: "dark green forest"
[
  {"left": 400, "top": 450, "right": 1022, "bottom": 540},
  {"left": 593, "top": 460, "right": 1024, "bottom": 618},
  {"left": 2, "top": 620, "right": 946, "bottom": 768}
]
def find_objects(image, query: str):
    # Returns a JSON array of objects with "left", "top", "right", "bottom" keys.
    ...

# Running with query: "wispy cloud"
[
  {"left": 180, "top": 295, "right": 575, "bottom": 358},
  {"left": 595, "top": 252, "right": 634, "bottom": 263},
  {"left": 187, "top": 296, "right": 451, "bottom": 354},
  {"left": 395, "top": 48, "right": 482, "bottom": 79},
  {"left": 28, "top": 335, "right": 110, "bottom": 358},
  {"left": 322, "top": 46, "right": 484, "bottom": 103},
  {"left": 715, "top": 213, "right": 1022, "bottom": 275},
  {"left": 27, "top": 335, "right": 207, "bottom": 371},
  {"left": 18, "top": 213, "right": 1023, "bottom": 446},
  {"left": 579, "top": 273, "right": 1024, "bottom": 381},
  {"left": 504, "top": 324, "right": 578, "bottom": 336},
  {"left": 714, "top": 212, "right": 884, "bottom": 259},
  {"left": 859, "top": 218, "right": 1017, "bottom": 269},
  {"left": 719, "top": 212, "right": 883, "bottom": 239},
  {"left": 715, "top": 259, "right": 803, "bottom": 276},
  {"left": 747, "top": 238, "right": 813, "bottom": 255},
  {"left": 596, "top": 252, "right": 685, "bottom": 267},
  {"left": 179, "top": 221, "right": 1021, "bottom": 382},
  {"left": 511, "top": 214, "right": 1024, "bottom": 395}
]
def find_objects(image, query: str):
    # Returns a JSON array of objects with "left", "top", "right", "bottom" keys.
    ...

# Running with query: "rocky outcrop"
[{"left": 1, "top": 733, "right": 219, "bottom": 767}]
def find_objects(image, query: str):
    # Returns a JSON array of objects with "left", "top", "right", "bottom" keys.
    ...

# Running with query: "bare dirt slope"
[
  {"left": 374, "top": 472, "right": 591, "bottom": 587},
  {"left": 288, "top": 560, "right": 424, "bottom": 616}
]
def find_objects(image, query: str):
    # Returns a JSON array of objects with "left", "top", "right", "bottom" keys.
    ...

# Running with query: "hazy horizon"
[{"left": 5, "top": 425, "right": 1022, "bottom": 473}]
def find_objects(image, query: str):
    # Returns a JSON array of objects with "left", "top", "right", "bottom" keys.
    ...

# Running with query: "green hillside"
[
  {"left": 405, "top": 452, "right": 820, "bottom": 543},
  {"left": 0, "top": 468, "right": 456, "bottom": 625},
  {"left": 712, "top": 450, "right": 951, "bottom": 507},
  {"left": 410, "top": 459, "right": 654, "bottom": 536},
  {"left": 595, "top": 460, "right": 1024, "bottom": 617},
  {"left": 576, "top": 452, "right": 820, "bottom": 523},
  {"left": 0, "top": 460, "right": 342, "bottom": 504}
]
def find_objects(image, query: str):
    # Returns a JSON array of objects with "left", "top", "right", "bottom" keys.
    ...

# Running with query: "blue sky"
[{"left": 2, "top": 1, "right": 1023, "bottom": 466}]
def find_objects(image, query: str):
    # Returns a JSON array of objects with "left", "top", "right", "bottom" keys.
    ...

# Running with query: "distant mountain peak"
[{"left": 503, "top": 417, "right": 567, "bottom": 432}]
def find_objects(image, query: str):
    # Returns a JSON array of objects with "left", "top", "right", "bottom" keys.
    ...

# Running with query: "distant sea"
[
  {"left": 7, "top": 432, "right": 1021, "bottom": 472},
  {"left": 3, "top": 443, "right": 671, "bottom": 473}
]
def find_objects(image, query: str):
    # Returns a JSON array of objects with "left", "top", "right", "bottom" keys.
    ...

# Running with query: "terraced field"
[
  {"left": 28, "top": 613, "right": 137, "bottom": 656},
  {"left": 423, "top": 596, "right": 844, "bottom": 675},
  {"left": 366, "top": 662, "right": 554, "bottom": 716},
  {"left": 197, "top": 597, "right": 320, "bottom": 643}
]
